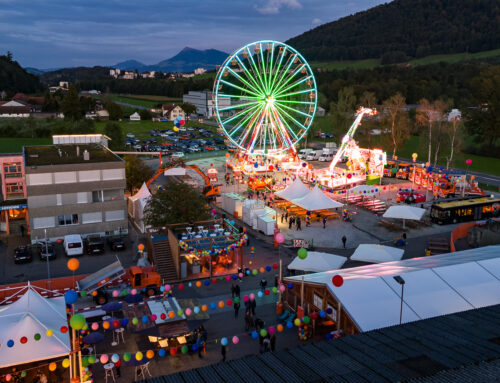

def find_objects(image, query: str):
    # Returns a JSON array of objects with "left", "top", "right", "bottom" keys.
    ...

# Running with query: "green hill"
[
  {"left": 0, "top": 54, "right": 45, "bottom": 93},
  {"left": 287, "top": 0, "right": 500, "bottom": 62}
]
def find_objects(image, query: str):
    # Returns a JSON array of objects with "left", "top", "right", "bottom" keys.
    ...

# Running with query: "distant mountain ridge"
[
  {"left": 287, "top": 0, "right": 500, "bottom": 62},
  {"left": 112, "top": 47, "right": 228, "bottom": 72}
]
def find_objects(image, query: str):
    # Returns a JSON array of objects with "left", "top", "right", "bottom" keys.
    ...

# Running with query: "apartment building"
[
  {"left": 24, "top": 144, "right": 128, "bottom": 243},
  {"left": 0, "top": 154, "right": 28, "bottom": 234}
]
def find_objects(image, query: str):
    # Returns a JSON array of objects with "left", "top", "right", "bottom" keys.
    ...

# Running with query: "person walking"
[
  {"left": 234, "top": 300, "right": 240, "bottom": 318},
  {"left": 263, "top": 335, "right": 271, "bottom": 352},
  {"left": 260, "top": 278, "right": 267, "bottom": 291},
  {"left": 296, "top": 217, "right": 302, "bottom": 231},
  {"left": 234, "top": 284, "right": 240, "bottom": 297},
  {"left": 20, "top": 224, "right": 25, "bottom": 237},
  {"left": 288, "top": 216, "right": 294, "bottom": 230},
  {"left": 250, "top": 297, "right": 256, "bottom": 315},
  {"left": 221, "top": 344, "right": 227, "bottom": 362},
  {"left": 342, "top": 235, "right": 347, "bottom": 249},
  {"left": 270, "top": 333, "right": 276, "bottom": 352},
  {"left": 322, "top": 216, "right": 327, "bottom": 229},
  {"left": 281, "top": 213, "right": 284, "bottom": 224},
  {"left": 231, "top": 283, "right": 236, "bottom": 298},
  {"left": 285, "top": 211, "right": 288, "bottom": 222}
]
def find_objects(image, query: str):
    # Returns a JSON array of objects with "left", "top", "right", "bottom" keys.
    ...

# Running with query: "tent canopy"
[
  {"left": 292, "top": 185, "right": 343, "bottom": 211},
  {"left": 351, "top": 244, "right": 404, "bottom": 263},
  {"left": 130, "top": 182, "right": 151, "bottom": 210},
  {"left": 275, "top": 178, "right": 310, "bottom": 201},
  {"left": 383, "top": 205, "right": 426, "bottom": 221},
  {"left": 288, "top": 251, "right": 346, "bottom": 273},
  {"left": 0, "top": 285, "right": 71, "bottom": 368},
  {"left": 284, "top": 245, "right": 500, "bottom": 332},
  {"left": 347, "top": 185, "right": 381, "bottom": 194}
]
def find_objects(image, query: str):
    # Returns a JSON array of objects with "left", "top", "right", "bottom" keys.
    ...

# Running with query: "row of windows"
[
  {"left": 32, "top": 210, "right": 125, "bottom": 229},
  {"left": 27, "top": 169, "right": 125, "bottom": 186},
  {"left": 3, "top": 163, "right": 22, "bottom": 178}
]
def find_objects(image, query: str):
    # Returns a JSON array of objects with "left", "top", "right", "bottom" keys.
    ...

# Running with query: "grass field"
[
  {"left": 93, "top": 94, "right": 182, "bottom": 108},
  {"left": 311, "top": 48, "right": 500, "bottom": 71},
  {"left": 0, "top": 137, "right": 52, "bottom": 152}
]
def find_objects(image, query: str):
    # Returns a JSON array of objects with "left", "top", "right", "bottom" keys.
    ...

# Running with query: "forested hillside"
[
  {"left": 0, "top": 53, "right": 45, "bottom": 93},
  {"left": 287, "top": 0, "right": 500, "bottom": 62}
]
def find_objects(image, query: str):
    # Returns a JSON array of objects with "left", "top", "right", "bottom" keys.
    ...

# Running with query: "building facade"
[
  {"left": 24, "top": 144, "right": 128, "bottom": 243},
  {"left": 161, "top": 104, "right": 186, "bottom": 120},
  {"left": 183, "top": 91, "right": 231, "bottom": 118},
  {"left": 0, "top": 154, "right": 28, "bottom": 234}
]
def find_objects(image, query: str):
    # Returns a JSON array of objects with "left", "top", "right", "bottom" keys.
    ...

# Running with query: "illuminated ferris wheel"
[{"left": 214, "top": 40, "right": 317, "bottom": 156}]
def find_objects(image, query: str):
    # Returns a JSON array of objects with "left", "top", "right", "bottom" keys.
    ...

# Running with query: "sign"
[
  {"left": 0, "top": 204, "right": 27, "bottom": 211},
  {"left": 293, "top": 239, "right": 308, "bottom": 248}
]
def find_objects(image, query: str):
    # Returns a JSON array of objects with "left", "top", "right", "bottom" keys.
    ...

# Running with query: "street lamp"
[
  {"left": 44, "top": 229, "right": 52, "bottom": 295},
  {"left": 393, "top": 275, "right": 405, "bottom": 325}
]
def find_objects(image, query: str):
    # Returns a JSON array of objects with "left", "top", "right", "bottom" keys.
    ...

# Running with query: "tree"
[
  {"left": 61, "top": 84, "right": 83, "bottom": 120},
  {"left": 360, "top": 91, "right": 377, "bottom": 108},
  {"left": 42, "top": 91, "right": 59, "bottom": 112},
  {"left": 416, "top": 98, "right": 435, "bottom": 164},
  {"left": 106, "top": 101, "right": 123, "bottom": 121},
  {"left": 382, "top": 92, "right": 409, "bottom": 158},
  {"left": 430, "top": 99, "right": 451, "bottom": 166},
  {"left": 124, "top": 155, "right": 154, "bottom": 193},
  {"left": 446, "top": 110, "right": 462, "bottom": 169},
  {"left": 144, "top": 183, "right": 210, "bottom": 227},
  {"left": 330, "top": 86, "right": 357, "bottom": 132},
  {"left": 104, "top": 122, "right": 124, "bottom": 151},
  {"left": 80, "top": 96, "right": 96, "bottom": 114},
  {"left": 139, "top": 109, "right": 152, "bottom": 120},
  {"left": 180, "top": 102, "right": 196, "bottom": 116}
]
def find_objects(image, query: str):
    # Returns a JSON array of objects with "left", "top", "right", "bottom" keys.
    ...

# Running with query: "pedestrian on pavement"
[
  {"left": 231, "top": 283, "right": 236, "bottom": 298},
  {"left": 221, "top": 344, "right": 227, "bottom": 362},
  {"left": 296, "top": 217, "right": 302, "bottom": 231},
  {"left": 322, "top": 216, "right": 327, "bottom": 229},
  {"left": 260, "top": 278, "right": 267, "bottom": 291},
  {"left": 263, "top": 335, "right": 271, "bottom": 352},
  {"left": 20, "top": 224, "right": 25, "bottom": 237},
  {"left": 235, "top": 284, "right": 240, "bottom": 297},
  {"left": 250, "top": 298, "right": 256, "bottom": 315},
  {"left": 285, "top": 211, "right": 288, "bottom": 222},
  {"left": 234, "top": 300, "right": 240, "bottom": 318},
  {"left": 197, "top": 333, "right": 203, "bottom": 358},
  {"left": 270, "top": 333, "right": 276, "bottom": 352},
  {"left": 288, "top": 217, "right": 294, "bottom": 230},
  {"left": 281, "top": 213, "right": 284, "bottom": 224},
  {"left": 114, "top": 360, "right": 121, "bottom": 377},
  {"left": 342, "top": 235, "right": 347, "bottom": 249}
]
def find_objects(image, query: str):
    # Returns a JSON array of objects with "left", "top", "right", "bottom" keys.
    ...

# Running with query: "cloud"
[
  {"left": 255, "top": 0, "right": 302, "bottom": 15},
  {"left": 312, "top": 18, "right": 322, "bottom": 24}
]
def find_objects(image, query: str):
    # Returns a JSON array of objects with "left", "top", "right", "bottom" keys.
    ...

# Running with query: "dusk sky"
[{"left": 0, "top": 0, "right": 387, "bottom": 69}]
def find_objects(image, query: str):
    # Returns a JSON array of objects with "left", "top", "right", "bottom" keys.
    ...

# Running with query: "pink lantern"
[
  {"left": 112, "top": 290, "right": 119, "bottom": 298},
  {"left": 91, "top": 322, "right": 99, "bottom": 331},
  {"left": 185, "top": 308, "right": 192, "bottom": 316},
  {"left": 100, "top": 354, "right": 109, "bottom": 364},
  {"left": 243, "top": 295, "right": 249, "bottom": 302},
  {"left": 275, "top": 233, "right": 285, "bottom": 244},
  {"left": 151, "top": 314, "right": 157, "bottom": 321},
  {"left": 232, "top": 336, "right": 239, "bottom": 344},
  {"left": 131, "top": 288, "right": 137, "bottom": 295},
  {"left": 249, "top": 293, "right": 255, "bottom": 301},
  {"left": 279, "top": 284, "right": 286, "bottom": 292},
  {"left": 268, "top": 326, "right": 276, "bottom": 334},
  {"left": 164, "top": 284, "right": 171, "bottom": 292},
  {"left": 225, "top": 275, "right": 231, "bottom": 282},
  {"left": 238, "top": 273, "right": 243, "bottom": 278},
  {"left": 466, "top": 159, "right": 472, "bottom": 166},
  {"left": 180, "top": 119, "right": 185, "bottom": 126}
]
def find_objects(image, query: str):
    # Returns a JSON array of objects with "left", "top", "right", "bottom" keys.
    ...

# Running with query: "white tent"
[
  {"left": 130, "top": 112, "right": 141, "bottom": 121},
  {"left": 0, "top": 284, "right": 71, "bottom": 368},
  {"left": 288, "top": 251, "right": 346, "bottom": 273},
  {"left": 128, "top": 182, "right": 151, "bottom": 233},
  {"left": 351, "top": 244, "right": 404, "bottom": 263},
  {"left": 284, "top": 245, "right": 500, "bottom": 332},
  {"left": 275, "top": 177, "right": 310, "bottom": 201},
  {"left": 292, "top": 185, "right": 343, "bottom": 211},
  {"left": 383, "top": 205, "right": 426, "bottom": 228}
]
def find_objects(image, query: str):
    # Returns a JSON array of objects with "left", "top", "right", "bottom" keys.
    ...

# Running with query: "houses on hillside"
[
  {"left": 161, "top": 104, "right": 186, "bottom": 120},
  {"left": 0, "top": 93, "right": 44, "bottom": 118}
]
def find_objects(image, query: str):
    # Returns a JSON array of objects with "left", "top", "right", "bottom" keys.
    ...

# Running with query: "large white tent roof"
[
  {"left": 383, "top": 205, "right": 426, "bottom": 221},
  {"left": 288, "top": 251, "right": 347, "bottom": 273},
  {"left": 284, "top": 245, "right": 500, "bottom": 332},
  {"left": 351, "top": 244, "right": 404, "bottom": 263},
  {"left": 275, "top": 177, "right": 310, "bottom": 201},
  {"left": 292, "top": 185, "right": 343, "bottom": 211},
  {"left": 130, "top": 182, "right": 151, "bottom": 209},
  {"left": 0, "top": 285, "right": 71, "bottom": 368}
]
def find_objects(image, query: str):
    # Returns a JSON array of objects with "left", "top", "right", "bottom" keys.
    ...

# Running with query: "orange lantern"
[
  {"left": 67, "top": 258, "right": 80, "bottom": 272},
  {"left": 308, "top": 164, "right": 313, "bottom": 169},
  {"left": 49, "top": 362, "right": 57, "bottom": 372},
  {"left": 168, "top": 311, "right": 175, "bottom": 319},
  {"left": 201, "top": 304, "right": 208, "bottom": 312},
  {"left": 138, "top": 244, "right": 145, "bottom": 252},
  {"left": 218, "top": 301, "right": 224, "bottom": 308},
  {"left": 146, "top": 350, "right": 154, "bottom": 359},
  {"left": 225, "top": 153, "right": 230, "bottom": 158},
  {"left": 196, "top": 281, "right": 202, "bottom": 288},
  {"left": 102, "top": 321, "right": 110, "bottom": 330}
]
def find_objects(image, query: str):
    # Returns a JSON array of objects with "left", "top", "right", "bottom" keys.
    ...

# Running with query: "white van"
[
  {"left": 64, "top": 234, "right": 84, "bottom": 257},
  {"left": 298, "top": 148, "right": 313, "bottom": 159},
  {"left": 319, "top": 152, "right": 333, "bottom": 161},
  {"left": 306, "top": 150, "right": 321, "bottom": 161}
]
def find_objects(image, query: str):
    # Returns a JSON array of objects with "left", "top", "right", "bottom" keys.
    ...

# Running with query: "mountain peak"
[{"left": 181, "top": 46, "right": 196, "bottom": 52}]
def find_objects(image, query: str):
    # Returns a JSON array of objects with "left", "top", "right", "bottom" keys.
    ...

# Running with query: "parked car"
[
  {"left": 126, "top": 133, "right": 135, "bottom": 138},
  {"left": 107, "top": 236, "right": 126, "bottom": 251},
  {"left": 64, "top": 234, "right": 84, "bottom": 257},
  {"left": 36, "top": 241, "right": 56, "bottom": 261},
  {"left": 172, "top": 152, "right": 185, "bottom": 158},
  {"left": 14, "top": 245, "right": 33, "bottom": 264},
  {"left": 85, "top": 235, "right": 105, "bottom": 255}
]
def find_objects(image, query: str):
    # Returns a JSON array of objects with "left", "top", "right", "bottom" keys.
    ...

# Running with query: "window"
[
  {"left": 92, "top": 191, "right": 103, "bottom": 203},
  {"left": 27, "top": 173, "right": 52, "bottom": 186},
  {"left": 79, "top": 170, "right": 100, "bottom": 182},
  {"left": 3, "top": 163, "right": 22, "bottom": 178},
  {"left": 77, "top": 192, "right": 88, "bottom": 204},
  {"left": 102, "top": 169, "right": 124, "bottom": 180},
  {"left": 56, "top": 194, "right": 62, "bottom": 206},
  {"left": 313, "top": 293, "right": 323, "bottom": 310},
  {"left": 33, "top": 217, "right": 55, "bottom": 229},
  {"left": 103, "top": 189, "right": 122, "bottom": 201},
  {"left": 82, "top": 212, "right": 102, "bottom": 224},
  {"left": 6, "top": 182, "right": 24, "bottom": 197},
  {"left": 105, "top": 210, "right": 125, "bottom": 222},
  {"left": 57, "top": 214, "right": 79, "bottom": 226}
]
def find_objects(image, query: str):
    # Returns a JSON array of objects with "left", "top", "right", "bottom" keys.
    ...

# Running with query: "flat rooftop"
[{"left": 24, "top": 144, "right": 122, "bottom": 166}]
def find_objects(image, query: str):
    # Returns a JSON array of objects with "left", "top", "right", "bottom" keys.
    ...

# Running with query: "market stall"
[{"left": 257, "top": 214, "right": 276, "bottom": 235}]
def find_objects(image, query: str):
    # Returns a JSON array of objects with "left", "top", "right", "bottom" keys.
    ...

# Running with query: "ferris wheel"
[{"left": 214, "top": 40, "right": 317, "bottom": 156}]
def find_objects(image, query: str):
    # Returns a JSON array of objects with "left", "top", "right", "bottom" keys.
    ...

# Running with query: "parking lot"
[{"left": 0, "top": 234, "right": 137, "bottom": 285}]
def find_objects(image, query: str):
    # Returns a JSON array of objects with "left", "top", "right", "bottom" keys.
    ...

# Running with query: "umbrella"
[
  {"left": 83, "top": 332, "right": 105, "bottom": 344},
  {"left": 102, "top": 302, "right": 123, "bottom": 313},
  {"left": 351, "top": 244, "right": 404, "bottom": 263},
  {"left": 383, "top": 205, "right": 426, "bottom": 228}
]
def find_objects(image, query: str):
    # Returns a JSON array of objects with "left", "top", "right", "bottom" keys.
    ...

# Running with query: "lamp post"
[
  {"left": 411, "top": 153, "right": 418, "bottom": 189},
  {"left": 393, "top": 275, "right": 405, "bottom": 325},
  {"left": 44, "top": 229, "right": 52, "bottom": 295}
]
